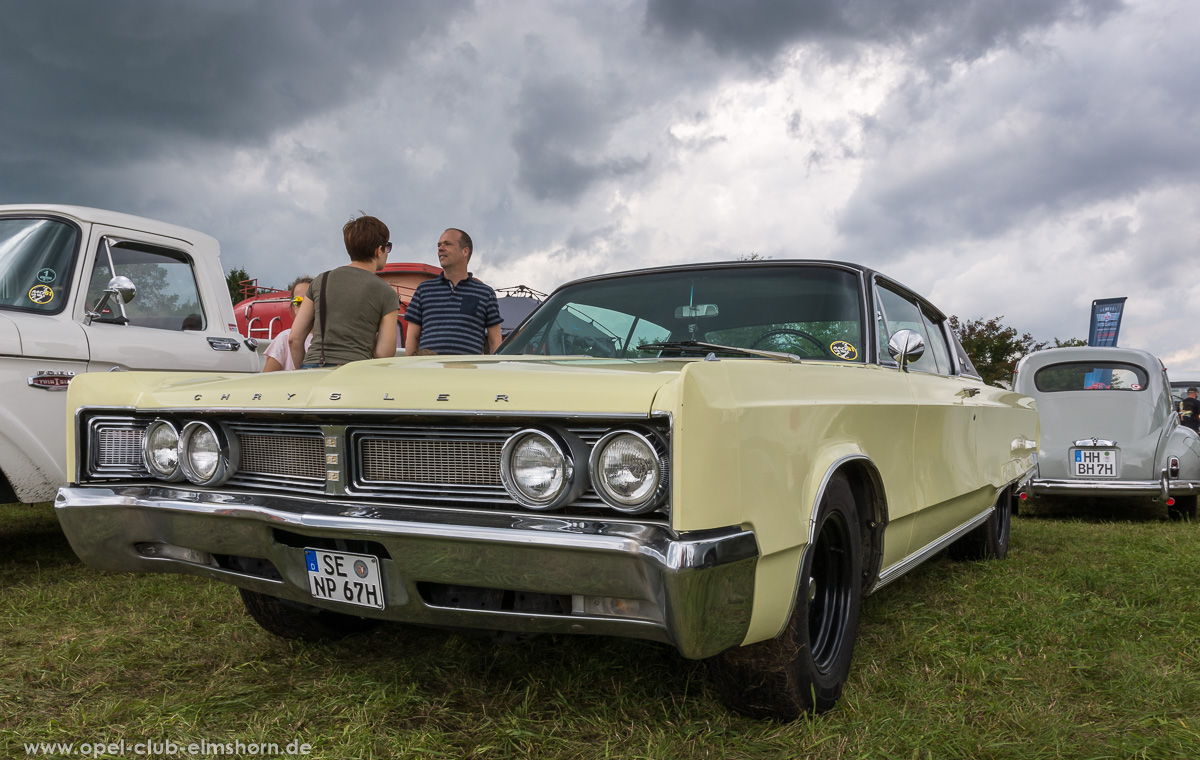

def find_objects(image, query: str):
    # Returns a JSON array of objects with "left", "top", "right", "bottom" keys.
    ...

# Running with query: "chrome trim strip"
[
  {"left": 873, "top": 508, "right": 993, "bottom": 591},
  {"left": 77, "top": 404, "right": 673, "bottom": 421}
]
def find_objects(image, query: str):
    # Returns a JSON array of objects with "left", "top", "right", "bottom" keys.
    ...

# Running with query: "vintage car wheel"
[
  {"left": 949, "top": 487, "right": 1013, "bottom": 561},
  {"left": 1168, "top": 495, "right": 1197, "bottom": 521},
  {"left": 710, "top": 473, "right": 862, "bottom": 720},
  {"left": 238, "top": 588, "right": 379, "bottom": 642}
]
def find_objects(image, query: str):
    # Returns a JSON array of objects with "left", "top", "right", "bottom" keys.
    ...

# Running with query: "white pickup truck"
[{"left": 0, "top": 204, "right": 260, "bottom": 504}]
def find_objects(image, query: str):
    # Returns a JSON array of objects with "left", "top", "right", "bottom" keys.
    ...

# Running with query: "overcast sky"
[{"left": 4, "top": 0, "right": 1199, "bottom": 368}]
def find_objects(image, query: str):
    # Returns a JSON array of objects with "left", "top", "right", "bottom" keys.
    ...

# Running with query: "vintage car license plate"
[
  {"left": 304, "top": 549, "right": 384, "bottom": 609},
  {"left": 1073, "top": 448, "right": 1119, "bottom": 478}
]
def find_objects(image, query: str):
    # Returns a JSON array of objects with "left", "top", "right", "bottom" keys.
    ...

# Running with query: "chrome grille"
[
  {"left": 99, "top": 428, "right": 143, "bottom": 465},
  {"left": 88, "top": 417, "right": 149, "bottom": 477},
  {"left": 239, "top": 434, "right": 325, "bottom": 479},
  {"left": 227, "top": 422, "right": 324, "bottom": 491},
  {"left": 361, "top": 438, "right": 503, "bottom": 485}
]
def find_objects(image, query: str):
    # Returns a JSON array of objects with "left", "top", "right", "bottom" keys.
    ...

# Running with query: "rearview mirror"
[{"left": 675, "top": 304, "right": 718, "bottom": 319}]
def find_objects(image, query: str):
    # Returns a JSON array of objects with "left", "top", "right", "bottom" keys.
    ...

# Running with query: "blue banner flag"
[{"left": 1088, "top": 297, "right": 1127, "bottom": 347}]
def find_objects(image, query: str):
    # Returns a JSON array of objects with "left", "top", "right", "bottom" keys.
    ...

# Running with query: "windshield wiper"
[{"left": 639, "top": 341, "right": 802, "bottom": 364}]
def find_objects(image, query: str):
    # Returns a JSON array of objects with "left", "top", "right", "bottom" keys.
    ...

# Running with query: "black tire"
[
  {"left": 710, "top": 473, "right": 862, "bottom": 720},
  {"left": 1168, "top": 495, "right": 1197, "bottom": 521},
  {"left": 238, "top": 588, "right": 379, "bottom": 642},
  {"left": 950, "top": 487, "right": 1013, "bottom": 561}
]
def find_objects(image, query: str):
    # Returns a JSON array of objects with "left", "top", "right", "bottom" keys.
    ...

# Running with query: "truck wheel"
[
  {"left": 710, "top": 473, "right": 862, "bottom": 720},
  {"left": 238, "top": 588, "right": 378, "bottom": 641},
  {"left": 1168, "top": 495, "right": 1197, "bottom": 521},
  {"left": 950, "top": 487, "right": 1013, "bottom": 560}
]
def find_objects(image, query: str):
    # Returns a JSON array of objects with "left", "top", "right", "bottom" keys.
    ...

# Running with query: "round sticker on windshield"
[
  {"left": 1130, "top": 384, "right": 1141, "bottom": 390},
  {"left": 28, "top": 284, "right": 54, "bottom": 305},
  {"left": 37, "top": 268, "right": 56, "bottom": 283},
  {"left": 830, "top": 340, "right": 858, "bottom": 360}
]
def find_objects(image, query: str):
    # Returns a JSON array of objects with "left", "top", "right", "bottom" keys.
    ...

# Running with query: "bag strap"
[{"left": 318, "top": 269, "right": 330, "bottom": 366}]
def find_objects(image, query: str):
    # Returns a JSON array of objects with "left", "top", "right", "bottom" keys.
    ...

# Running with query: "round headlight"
[
  {"left": 588, "top": 430, "right": 667, "bottom": 513},
  {"left": 500, "top": 429, "right": 581, "bottom": 509},
  {"left": 179, "top": 421, "right": 239, "bottom": 487},
  {"left": 142, "top": 420, "right": 184, "bottom": 481}
]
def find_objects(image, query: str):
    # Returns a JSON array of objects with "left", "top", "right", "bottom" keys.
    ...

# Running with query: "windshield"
[
  {"left": 0, "top": 217, "right": 80, "bottom": 314},
  {"left": 1034, "top": 362, "right": 1148, "bottom": 392},
  {"left": 499, "top": 265, "right": 865, "bottom": 361}
]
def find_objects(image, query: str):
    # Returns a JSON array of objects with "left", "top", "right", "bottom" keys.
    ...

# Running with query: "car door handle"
[{"left": 958, "top": 387, "right": 980, "bottom": 398}]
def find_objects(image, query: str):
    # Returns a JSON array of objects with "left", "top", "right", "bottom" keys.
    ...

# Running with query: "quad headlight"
[
  {"left": 500, "top": 428, "right": 587, "bottom": 509},
  {"left": 141, "top": 419, "right": 185, "bottom": 482},
  {"left": 178, "top": 420, "right": 239, "bottom": 487},
  {"left": 588, "top": 429, "right": 668, "bottom": 513}
]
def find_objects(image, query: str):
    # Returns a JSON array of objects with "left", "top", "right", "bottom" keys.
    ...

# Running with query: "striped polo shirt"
[{"left": 406, "top": 273, "right": 503, "bottom": 354}]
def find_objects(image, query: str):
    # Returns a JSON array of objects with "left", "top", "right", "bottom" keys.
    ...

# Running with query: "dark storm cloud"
[
  {"left": 0, "top": 0, "right": 465, "bottom": 189},
  {"left": 645, "top": 0, "right": 1123, "bottom": 66},
  {"left": 511, "top": 76, "right": 650, "bottom": 203},
  {"left": 836, "top": 28, "right": 1200, "bottom": 256}
]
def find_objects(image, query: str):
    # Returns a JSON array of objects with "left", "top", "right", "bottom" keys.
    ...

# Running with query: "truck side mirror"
[{"left": 85, "top": 276, "right": 137, "bottom": 325}]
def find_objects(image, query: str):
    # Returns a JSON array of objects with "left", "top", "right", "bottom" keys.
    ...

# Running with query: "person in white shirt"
[{"left": 262, "top": 276, "right": 313, "bottom": 372}]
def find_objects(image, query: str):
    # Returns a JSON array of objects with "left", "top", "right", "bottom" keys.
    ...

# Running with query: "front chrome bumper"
[{"left": 55, "top": 485, "right": 758, "bottom": 659}]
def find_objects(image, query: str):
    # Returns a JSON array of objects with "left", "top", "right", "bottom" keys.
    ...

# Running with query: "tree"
[
  {"left": 226, "top": 267, "right": 250, "bottom": 306},
  {"left": 948, "top": 316, "right": 1085, "bottom": 387}
]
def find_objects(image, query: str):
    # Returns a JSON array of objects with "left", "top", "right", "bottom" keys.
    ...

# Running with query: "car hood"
[{"left": 68, "top": 355, "right": 692, "bottom": 415}]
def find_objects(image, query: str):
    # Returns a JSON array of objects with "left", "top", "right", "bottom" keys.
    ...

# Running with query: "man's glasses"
[{"left": 384, "top": 242, "right": 393, "bottom": 253}]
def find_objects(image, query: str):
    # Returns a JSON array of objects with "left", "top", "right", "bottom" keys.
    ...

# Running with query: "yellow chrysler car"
[{"left": 55, "top": 260, "right": 1038, "bottom": 719}]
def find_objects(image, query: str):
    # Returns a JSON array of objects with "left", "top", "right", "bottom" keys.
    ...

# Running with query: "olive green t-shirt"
[{"left": 303, "top": 266, "right": 400, "bottom": 366}]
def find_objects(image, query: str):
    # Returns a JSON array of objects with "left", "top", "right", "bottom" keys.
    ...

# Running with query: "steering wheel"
[{"left": 749, "top": 328, "right": 830, "bottom": 357}]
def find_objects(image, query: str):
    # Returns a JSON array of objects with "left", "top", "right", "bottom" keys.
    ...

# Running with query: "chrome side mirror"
[
  {"left": 887, "top": 329, "right": 925, "bottom": 372},
  {"left": 109, "top": 275, "right": 137, "bottom": 304},
  {"left": 85, "top": 276, "right": 137, "bottom": 325}
]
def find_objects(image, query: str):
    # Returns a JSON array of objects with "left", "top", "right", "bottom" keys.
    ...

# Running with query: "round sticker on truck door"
[{"left": 28, "top": 284, "right": 54, "bottom": 305}]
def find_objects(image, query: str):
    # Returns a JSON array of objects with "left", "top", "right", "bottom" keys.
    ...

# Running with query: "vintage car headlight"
[
  {"left": 588, "top": 429, "right": 668, "bottom": 513},
  {"left": 179, "top": 420, "right": 239, "bottom": 487},
  {"left": 141, "top": 419, "right": 185, "bottom": 482},
  {"left": 500, "top": 428, "right": 587, "bottom": 509}
]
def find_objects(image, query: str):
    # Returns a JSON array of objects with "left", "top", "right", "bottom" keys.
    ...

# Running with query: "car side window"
[
  {"left": 86, "top": 239, "right": 206, "bottom": 331},
  {"left": 919, "top": 307, "right": 954, "bottom": 375},
  {"left": 875, "top": 285, "right": 940, "bottom": 374}
]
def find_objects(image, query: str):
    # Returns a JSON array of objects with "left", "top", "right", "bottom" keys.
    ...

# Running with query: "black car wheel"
[
  {"left": 950, "top": 486, "right": 1013, "bottom": 561},
  {"left": 710, "top": 472, "right": 862, "bottom": 720}
]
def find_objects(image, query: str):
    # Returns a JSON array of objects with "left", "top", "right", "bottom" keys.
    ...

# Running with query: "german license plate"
[
  {"left": 304, "top": 549, "right": 384, "bottom": 609},
  {"left": 1073, "top": 448, "right": 1118, "bottom": 478}
]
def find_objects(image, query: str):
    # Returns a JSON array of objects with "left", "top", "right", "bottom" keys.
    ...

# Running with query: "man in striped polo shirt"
[{"left": 404, "top": 228, "right": 503, "bottom": 355}]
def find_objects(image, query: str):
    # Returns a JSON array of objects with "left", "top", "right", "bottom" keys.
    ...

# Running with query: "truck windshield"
[
  {"left": 499, "top": 265, "right": 865, "bottom": 361},
  {"left": 0, "top": 217, "right": 80, "bottom": 314}
]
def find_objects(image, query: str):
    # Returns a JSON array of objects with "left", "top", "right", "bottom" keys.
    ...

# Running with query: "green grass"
[{"left": 2, "top": 500, "right": 1198, "bottom": 759}]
